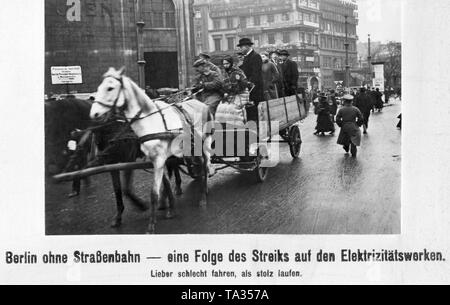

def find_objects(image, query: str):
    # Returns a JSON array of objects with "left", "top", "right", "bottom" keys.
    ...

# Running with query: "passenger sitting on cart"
[
  {"left": 221, "top": 55, "right": 254, "bottom": 106},
  {"left": 192, "top": 59, "right": 224, "bottom": 116}
]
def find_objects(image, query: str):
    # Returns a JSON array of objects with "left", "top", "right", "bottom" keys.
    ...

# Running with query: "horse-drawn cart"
[{"left": 211, "top": 94, "right": 309, "bottom": 182}]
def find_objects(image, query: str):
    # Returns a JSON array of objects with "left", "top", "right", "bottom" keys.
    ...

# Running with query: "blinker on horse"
[{"left": 90, "top": 67, "right": 214, "bottom": 234}]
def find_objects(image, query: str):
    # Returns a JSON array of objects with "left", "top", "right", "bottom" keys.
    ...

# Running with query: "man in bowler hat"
[
  {"left": 237, "top": 38, "right": 264, "bottom": 121},
  {"left": 279, "top": 50, "right": 299, "bottom": 96}
]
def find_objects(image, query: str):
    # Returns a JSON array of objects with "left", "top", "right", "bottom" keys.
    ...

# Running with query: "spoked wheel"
[
  {"left": 255, "top": 146, "right": 269, "bottom": 183},
  {"left": 289, "top": 125, "right": 302, "bottom": 159}
]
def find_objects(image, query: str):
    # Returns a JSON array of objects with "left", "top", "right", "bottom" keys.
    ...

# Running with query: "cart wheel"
[
  {"left": 289, "top": 126, "right": 302, "bottom": 159},
  {"left": 255, "top": 146, "right": 269, "bottom": 183}
]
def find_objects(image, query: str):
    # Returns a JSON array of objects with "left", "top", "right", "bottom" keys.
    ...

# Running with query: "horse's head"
[{"left": 90, "top": 67, "right": 127, "bottom": 120}]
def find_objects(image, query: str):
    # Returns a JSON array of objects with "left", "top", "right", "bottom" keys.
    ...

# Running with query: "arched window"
[{"left": 143, "top": 0, "right": 176, "bottom": 29}]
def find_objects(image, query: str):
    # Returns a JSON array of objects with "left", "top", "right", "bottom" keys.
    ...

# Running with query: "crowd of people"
[
  {"left": 189, "top": 36, "right": 400, "bottom": 159},
  {"left": 311, "top": 85, "right": 400, "bottom": 157},
  {"left": 191, "top": 38, "right": 301, "bottom": 121}
]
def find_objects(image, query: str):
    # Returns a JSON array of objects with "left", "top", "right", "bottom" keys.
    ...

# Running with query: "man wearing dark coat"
[
  {"left": 261, "top": 51, "right": 280, "bottom": 100},
  {"left": 336, "top": 95, "right": 364, "bottom": 157},
  {"left": 354, "top": 87, "right": 374, "bottom": 134},
  {"left": 329, "top": 89, "right": 338, "bottom": 123},
  {"left": 269, "top": 50, "right": 286, "bottom": 97},
  {"left": 279, "top": 50, "right": 299, "bottom": 96},
  {"left": 193, "top": 59, "right": 224, "bottom": 116},
  {"left": 373, "top": 88, "right": 384, "bottom": 112},
  {"left": 237, "top": 38, "right": 264, "bottom": 121}
]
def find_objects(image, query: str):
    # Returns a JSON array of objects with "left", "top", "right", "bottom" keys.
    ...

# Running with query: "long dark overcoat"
[
  {"left": 336, "top": 105, "right": 364, "bottom": 147},
  {"left": 316, "top": 101, "right": 335, "bottom": 133},
  {"left": 240, "top": 49, "right": 264, "bottom": 104}
]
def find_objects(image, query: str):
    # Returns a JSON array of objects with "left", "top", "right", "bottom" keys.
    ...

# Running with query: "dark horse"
[{"left": 45, "top": 97, "right": 183, "bottom": 228}]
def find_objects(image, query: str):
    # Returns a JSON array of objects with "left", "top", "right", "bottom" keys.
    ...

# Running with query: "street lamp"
[{"left": 344, "top": 15, "right": 350, "bottom": 90}]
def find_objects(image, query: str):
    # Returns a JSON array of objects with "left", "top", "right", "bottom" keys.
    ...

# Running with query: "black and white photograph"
[
  {"left": 1, "top": 0, "right": 450, "bottom": 287},
  {"left": 43, "top": 0, "right": 402, "bottom": 235}
]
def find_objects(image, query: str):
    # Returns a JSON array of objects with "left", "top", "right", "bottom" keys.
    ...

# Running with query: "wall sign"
[{"left": 51, "top": 66, "right": 83, "bottom": 84}]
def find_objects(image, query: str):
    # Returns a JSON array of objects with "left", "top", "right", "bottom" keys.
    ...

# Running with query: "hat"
[
  {"left": 279, "top": 50, "right": 290, "bottom": 56},
  {"left": 343, "top": 94, "right": 354, "bottom": 101},
  {"left": 222, "top": 55, "right": 234, "bottom": 65},
  {"left": 199, "top": 52, "right": 211, "bottom": 60},
  {"left": 318, "top": 92, "right": 327, "bottom": 98},
  {"left": 193, "top": 58, "right": 207, "bottom": 68},
  {"left": 237, "top": 38, "right": 254, "bottom": 47}
]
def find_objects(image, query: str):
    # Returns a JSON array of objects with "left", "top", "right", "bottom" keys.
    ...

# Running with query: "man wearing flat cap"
[
  {"left": 198, "top": 52, "right": 222, "bottom": 77},
  {"left": 237, "top": 38, "right": 264, "bottom": 121},
  {"left": 279, "top": 50, "right": 299, "bottom": 96},
  {"left": 192, "top": 58, "right": 223, "bottom": 115}
]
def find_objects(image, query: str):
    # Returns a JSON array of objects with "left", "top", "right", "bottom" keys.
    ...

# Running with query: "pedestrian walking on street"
[
  {"left": 354, "top": 87, "right": 374, "bottom": 134},
  {"left": 261, "top": 52, "right": 280, "bottom": 100},
  {"left": 279, "top": 50, "right": 299, "bottom": 96},
  {"left": 374, "top": 88, "right": 384, "bottom": 112},
  {"left": 237, "top": 38, "right": 264, "bottom": 121},
  {"left": 314, "top": 93, "right": 335, "bottom": 136},
  {"left": 329, "top": 89, "right": 338, "bottom": 123},
  {"left": 336, "top": 94, "right": 364, "bottom": 157}
]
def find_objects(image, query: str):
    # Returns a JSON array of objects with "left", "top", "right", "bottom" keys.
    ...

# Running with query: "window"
[
  {"left": 143, "top": 0, "right": 176, "bottom": 28},
  {"left": 283, "top": 32, "right": 290, "bottom": 43},
  {"left": 227, "top": 18, "right": 234, "bottom": 29},
  {"left": 214, "top": 38, "right": 222, "bottom": 51},
  {"left": 321, "top": 37, "right": 326, "bottom": 48},
  {"left": 239, "top": 17, "right": 247, "bottom": 28},
  {"left": 254, "top": 15, "right": 261, "bottom": 26},
  {"left": 253, "top": 35, "right": 261, "bottom": 46},
  {"left": 327, "top": 38, "right": 332, "bottom": 48},
  {"left": 303, "top": 13, "right": 310, "bottom": 22},
  {"left": 227, "top": 37, "right": 235, "bottom": 51},
  {"left": 282, "top": 13, "right": 290, "bottom": 21},
  {"left": 306, "top": 33, "right": 312, "bottom": 44},
  {"left": 267, "top": 14, "right": 275, "bottom": 23},
  {"left": 299, "top": 32, "right": 305, "bottom": 43},
  {"left": 268, "top": 33, "right": 275, "bottom": 45},
  {"left": 213, "top": 20, "right": 221, "bottom": 30}
]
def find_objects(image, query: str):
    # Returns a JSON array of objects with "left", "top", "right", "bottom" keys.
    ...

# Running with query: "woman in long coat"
[
  {"left": 336, "top": 95, "right": 365, "bottom": 157},
  {"left": 314, "top": 94, "right": 335, "bottom": 136}
]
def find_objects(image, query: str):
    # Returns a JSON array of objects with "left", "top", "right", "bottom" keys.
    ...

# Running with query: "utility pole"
[
  {"left": 344, "top": 15, "right": 350, "bottom": 90},
  {"left": 368, "top": 34, "right": 372, "bottom": 86},
  {"left": 135, "top": 0, "right": 146, "bottom": 89}
]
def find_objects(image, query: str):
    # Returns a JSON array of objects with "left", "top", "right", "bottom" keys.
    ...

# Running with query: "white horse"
[{"left": 90, "top": 67, "right": 214, "bottom": 234}]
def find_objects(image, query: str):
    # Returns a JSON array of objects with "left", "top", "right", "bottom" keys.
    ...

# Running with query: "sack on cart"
[{"left": 215, "top": 97, "right": 247, "bottom": 126}]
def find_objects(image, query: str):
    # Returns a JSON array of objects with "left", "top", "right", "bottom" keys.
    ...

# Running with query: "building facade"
[
  {"left": 319, "top": 0, "right": 358, "bottom": 89},
  {"left": 45, "top": 0, "right": 196, "bottom": 95},
  {"left": 193, "top": 0, "right": 359, "bottom": 91}
]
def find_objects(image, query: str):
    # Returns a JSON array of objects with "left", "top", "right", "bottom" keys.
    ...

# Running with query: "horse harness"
[{"left": 94, "top": 75, "right": 195, "bottom": 145}]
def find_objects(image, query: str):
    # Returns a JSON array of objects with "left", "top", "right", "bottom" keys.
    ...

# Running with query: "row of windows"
[
  {"left": 212, "top": 31, "right": 319, "bottom": 52},
  {"left": 320, "top": 36, "right": 356, "bottom": 51},
  {"left": 142, "top": 0, "right": 176, "bottom": 28},
  {"left": 321, "top": 21, "right": 357, "bottom": 36},
  {"left": 321, "top": 56, "right": 358, "bottom": 69},
  {"left": 212, "top": 11, "right": 320, "bottom": 30}
]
